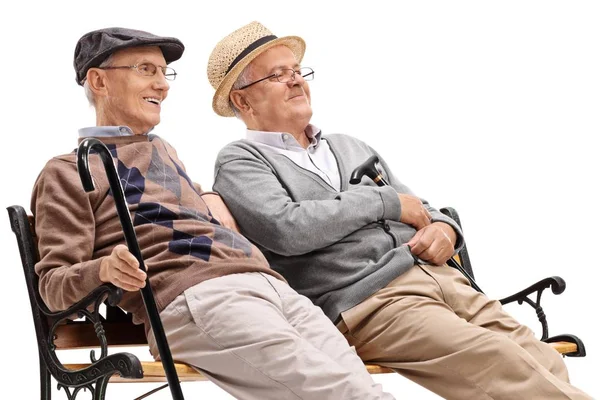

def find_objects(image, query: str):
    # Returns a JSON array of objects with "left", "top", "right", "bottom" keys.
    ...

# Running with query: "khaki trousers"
[
  {"left": 149, "top": 272, "right": 394, "bottom": 400},
  {"left": 338, "top": 264, "right": 593, "bottom": 400}
]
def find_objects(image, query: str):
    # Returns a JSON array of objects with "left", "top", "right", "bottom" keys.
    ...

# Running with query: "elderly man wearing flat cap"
[
  {"left": 31, "top": 27, "right": 394, "bottom": 400},
  {"left": 210, "top": 22, "right": 593, "bottom": 400}
]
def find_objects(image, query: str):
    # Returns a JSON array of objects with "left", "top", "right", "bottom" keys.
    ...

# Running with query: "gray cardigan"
[{"left": 214, "top": 133, "right": 464, "bottom": 322}]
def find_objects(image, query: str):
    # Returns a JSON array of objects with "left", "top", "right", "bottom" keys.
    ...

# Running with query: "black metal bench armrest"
[
  {"left": 40, "top": 283, "right": 123, "bottom": 320},
  {"left": 544, "top": 334, "right": 586, "bottom": 357},
  {"left": 499, "top": 276, "right": 565, "bottom": 305},
  {"left": 499, "top": 276, "right": 566, "bottom": 340},
  {"left": 47, "top": 352, "right": 143, "bottom": 391}
]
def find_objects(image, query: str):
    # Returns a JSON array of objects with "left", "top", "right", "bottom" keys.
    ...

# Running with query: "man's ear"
[
  {"left": 86, "top": 68, "right": 109, "bottom": 98},
  {"left": 230, "top": 90, "right": 251, "bottom": 114}
]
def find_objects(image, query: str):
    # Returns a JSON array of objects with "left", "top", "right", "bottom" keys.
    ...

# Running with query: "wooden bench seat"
[
  {"left": 63, "top": 362, "right": 395, "bottom": 383},
  {"left": 54, "top": 322, "right": 577, "bottom": 384},
  {"left": 55, "top": 321, "right": 395, "bottom": 383}
]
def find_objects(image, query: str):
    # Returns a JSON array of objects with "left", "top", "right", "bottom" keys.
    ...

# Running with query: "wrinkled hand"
[
  {"left": 407, "top": 222, "right": 456, "bottom": 266},
  {"left": 99, "top": 244, "right": 146, "bottom": 291},
  {"left": 398, "top": 194, "right": 431, "bottom": 230},
  {"left": 203, "top": 194, "right": 240, "bottom": 233}
]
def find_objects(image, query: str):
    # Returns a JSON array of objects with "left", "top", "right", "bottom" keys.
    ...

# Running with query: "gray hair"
[
  {"left": 83, "top": 54, "right": 116, "bottom": 107},
  {"left": 229, "top": 63, "right": 254, "bottom": 118}
]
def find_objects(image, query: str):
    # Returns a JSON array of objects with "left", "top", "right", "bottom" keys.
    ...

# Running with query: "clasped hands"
[{"left": 398, "top": 194, "right": 456, "bottom": 266}]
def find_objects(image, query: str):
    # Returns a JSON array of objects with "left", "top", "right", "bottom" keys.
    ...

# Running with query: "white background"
[{"left": 1, "top": 1, "right": 598, "bottom": 398}]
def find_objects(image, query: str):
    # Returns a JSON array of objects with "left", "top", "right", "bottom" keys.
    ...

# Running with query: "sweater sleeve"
[
  {"left": 373, "top": 147, "right": 465, "bottom": 251},
  {"left": 31, "top": 159, "right": 106, "bottom": 312},
  {"left": 214, "top": 146, "right": 401, "bottom": 256}
]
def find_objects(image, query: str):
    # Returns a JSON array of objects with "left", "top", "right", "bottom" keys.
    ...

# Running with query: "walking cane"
[
  {"left": 77, "top": 138, "right": 185, "bottom": 400},
  {"left": 350, "top": 155, "right": 484, "bottom": 294}
]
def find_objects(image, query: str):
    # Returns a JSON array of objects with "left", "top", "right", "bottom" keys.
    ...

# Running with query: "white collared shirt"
[
  {"left": 246, "top": 124, "right": 341, "bottom": 191},
  {"left": 78, "top": 125, "right": 153, "bottom": 138}
]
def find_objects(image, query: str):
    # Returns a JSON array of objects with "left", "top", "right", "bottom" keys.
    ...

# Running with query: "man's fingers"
[
  {"left": 107, "top": 245, "right": 146, "bottom": 282},
  {"left": 113, "top": 259, "right": 147, "bottom": 282},
  {"left": 113, "top": 246, "right": 148, "bottom": 279},
  {"left": 409, "top": 224, "right": 454, "bottom": 265},
  {"left": 114, "top": 245, "right": 141, "bottom": 269},
  {"left": 407, "top": 228, "right": 423, "bottom": 248},
  {"left": 113, "top": 278, "right": 144, "bottom": 292},
  {"left": 428, "top": 245, "right": 448, "bottom": 266},
  {"left": 110, "top": 268, "right": 146, "bottom": 290},
  {"left": 409, "top": 230, "right": 432, "bottom": 256}
]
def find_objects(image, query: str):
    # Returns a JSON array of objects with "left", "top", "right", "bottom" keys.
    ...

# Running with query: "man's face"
[
  {"left": 239, "top": 45, "right": 312, "bottom": 132},
  {"left": 100, "top": 46, "right": 170, "bottom": 134}
]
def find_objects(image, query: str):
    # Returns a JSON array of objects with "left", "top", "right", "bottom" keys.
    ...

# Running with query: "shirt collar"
[
  {"left": 245, "top": 124, "right": 322, "bottom": 150},
  {"left": 78, "top": 126, "right": 154, "bottom": 138}
]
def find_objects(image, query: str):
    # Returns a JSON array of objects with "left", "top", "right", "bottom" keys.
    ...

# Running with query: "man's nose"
[
  {"left": 287, "top": 72, "right": 304, "bottom": 87},
  {"left": 153, "top": 71, "right": 170, "bottom": 91}
]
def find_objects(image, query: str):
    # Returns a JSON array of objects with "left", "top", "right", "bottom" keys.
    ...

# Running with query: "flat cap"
[{"left": 74, "top": 27, "right": 185, "bottom": 85}]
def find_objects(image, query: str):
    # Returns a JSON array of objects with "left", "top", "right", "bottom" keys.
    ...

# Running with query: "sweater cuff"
[
  {"left": 378, "top": 186, "right": 401, "bottom": 221},
  {"left": 80, "top": 257, "right": 106, "bottom": 295}
]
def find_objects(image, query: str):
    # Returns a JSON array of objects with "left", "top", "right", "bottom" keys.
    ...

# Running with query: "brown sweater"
[{"left": 31, "top": 134, "right": 282, "bottom": 327}]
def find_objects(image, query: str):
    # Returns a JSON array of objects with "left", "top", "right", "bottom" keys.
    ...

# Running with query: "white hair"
[
  {"left": 229, "top": 63, "right": 254, "bottom": 118},
  {"left": 83, "top": 54, "right": 116, "bottom": 107}
]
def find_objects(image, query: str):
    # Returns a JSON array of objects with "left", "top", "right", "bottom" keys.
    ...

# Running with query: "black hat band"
[{"left": 226, "top": 35, "right": 277, "bottom": 74}]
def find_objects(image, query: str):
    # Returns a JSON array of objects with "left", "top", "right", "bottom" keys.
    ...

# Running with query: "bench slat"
[
  {"left": 63, "top": 342, "right": 574, "bottom": 383},
  {"left": 54, "top": 322, "right": 146, "bottom": 349},
  {"left": 64, "top": 362, "right": 393, "bottom": 383},
  {"left": 550, "top": 341, "right": 577, "bottom": 354}
]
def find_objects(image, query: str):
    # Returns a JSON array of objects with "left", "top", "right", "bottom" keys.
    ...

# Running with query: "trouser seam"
[{"left": 417, "top": 264, "right": 448, "bottom": 304}]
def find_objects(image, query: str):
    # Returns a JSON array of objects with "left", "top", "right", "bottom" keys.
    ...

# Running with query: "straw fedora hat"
[{"left": 207, "top": 21, "right": 306, "bottom": 117}]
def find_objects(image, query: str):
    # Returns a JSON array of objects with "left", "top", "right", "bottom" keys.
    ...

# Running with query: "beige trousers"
[
  {"left": 337, "top": 264, "right": 593, "bottom": 400},
  {"left": 148, "top": 272, "right": 394, "bottom": 400}
]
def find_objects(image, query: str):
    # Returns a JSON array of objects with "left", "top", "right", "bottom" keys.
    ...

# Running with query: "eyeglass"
[
  {"left": 99, "top": 63, "right": 177, "bottom": 81},
  {"left": 237, "top": 67, "right": 314, "bottom": 90}
]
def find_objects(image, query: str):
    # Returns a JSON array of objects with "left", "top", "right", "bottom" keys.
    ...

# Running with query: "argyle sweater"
[{"left": 31, "top": 134, "right": 281, "bottom": 327}]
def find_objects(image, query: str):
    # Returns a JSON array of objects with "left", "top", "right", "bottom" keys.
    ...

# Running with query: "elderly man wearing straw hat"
[
  {"left": 209, "top": 22, "right": 593, "bottom": 400},
  {"left": 32, "top": 27, "right": 394, "bottom": 400}
]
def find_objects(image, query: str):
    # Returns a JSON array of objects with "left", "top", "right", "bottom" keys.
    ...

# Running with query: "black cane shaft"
[
  {"left": 77, "top": 139, "right": 184, "bottom": 400},
  {"left": 106, "top": 154, "right": 184, "bottom": 399}
]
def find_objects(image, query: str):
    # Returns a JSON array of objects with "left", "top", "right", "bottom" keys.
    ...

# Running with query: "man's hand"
[
  {"left": 398, "top": 194, "right": 432, "bottom": 230},
  {"left": 407, "top": 222, "right": 456, "bottom": 266},
  {"left": 202, "top": 193, "right": 241, "bottom": 233},
  {"left": 99, "top": 244, "right": 146, "bottom": 291}
]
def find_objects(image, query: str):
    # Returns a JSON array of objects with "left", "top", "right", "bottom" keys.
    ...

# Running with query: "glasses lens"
[
  {"left": 164, "top": 67, "right": 177, "bottom": 81},
  {"left": 301, "top": 67, "right": 314, "bottom": 81},
  {"left": 276, "top": 69, "right": 295, "bottom": 83},
  {"left": 136, "top": 63, "right": 157, "bottom": 76}
]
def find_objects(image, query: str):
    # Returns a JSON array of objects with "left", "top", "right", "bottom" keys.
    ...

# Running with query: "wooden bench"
[
  {"left": 57, "top": 321, "right": 576, "bottom": 384},
  {"left": 8, "top": 205, "right": 585, "bottom": 399}
]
